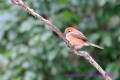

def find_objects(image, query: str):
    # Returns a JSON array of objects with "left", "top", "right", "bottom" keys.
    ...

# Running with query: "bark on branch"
[{"left": 11, "top": 0, "right": 112, "bottom": 80}]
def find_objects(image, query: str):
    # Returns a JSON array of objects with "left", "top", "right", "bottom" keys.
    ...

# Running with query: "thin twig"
[{"left": 11, "top": 0, "right": 112, "bottom": 80}]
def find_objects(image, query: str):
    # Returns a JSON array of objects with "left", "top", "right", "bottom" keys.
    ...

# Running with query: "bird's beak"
[{"left": 64, "top": 32, "right": 66, "bottom": 37}]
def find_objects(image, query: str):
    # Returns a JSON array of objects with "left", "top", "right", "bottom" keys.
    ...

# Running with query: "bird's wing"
[{"left": 70, "top": 32, "right": 88, "bottom": 41}]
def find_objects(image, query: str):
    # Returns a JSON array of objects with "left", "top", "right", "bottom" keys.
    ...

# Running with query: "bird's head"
[{"left": 65, "top": 27, "right": 78, "bottom": 34}]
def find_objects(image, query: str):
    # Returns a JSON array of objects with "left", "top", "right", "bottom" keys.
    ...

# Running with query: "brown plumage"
[{"left": 65, "top": 27, "right": 104, "bottom": 49}]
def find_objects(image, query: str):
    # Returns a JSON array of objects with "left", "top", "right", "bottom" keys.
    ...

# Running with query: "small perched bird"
[{"left": 65, "top": 27, "right": 104, "bottom": 49}]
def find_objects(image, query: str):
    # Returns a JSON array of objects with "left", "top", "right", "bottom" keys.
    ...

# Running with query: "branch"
[{"left": 11, "top": 0, "right": 112, "bottom": 80}]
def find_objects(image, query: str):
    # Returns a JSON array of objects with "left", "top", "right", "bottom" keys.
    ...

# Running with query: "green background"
[{"left": 0, "top": 0, "right": 120, "bottom": 80}]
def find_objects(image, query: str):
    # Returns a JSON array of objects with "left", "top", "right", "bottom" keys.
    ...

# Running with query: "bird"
[{"left": 65, "top": 27, "right": 104, "bottom": 49}]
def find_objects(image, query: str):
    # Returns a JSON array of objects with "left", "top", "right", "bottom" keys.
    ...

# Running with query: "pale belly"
[{"left": 66, "top": 34, "right": 88, "bottom": 48}]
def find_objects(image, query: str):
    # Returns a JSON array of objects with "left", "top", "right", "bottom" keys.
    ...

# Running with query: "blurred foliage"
[{"left": 0, "top": 0, "right": 120, "bottom": 80}]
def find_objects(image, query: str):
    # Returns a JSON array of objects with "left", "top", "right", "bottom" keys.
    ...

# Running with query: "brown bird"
[{"left": 65, "top": 27, "right": 104, "bottom": 49}]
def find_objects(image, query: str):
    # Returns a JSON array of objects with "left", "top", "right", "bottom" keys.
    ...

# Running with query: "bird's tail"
[{"left": 88, "top": 42, "right": 104, "bottom": 49}]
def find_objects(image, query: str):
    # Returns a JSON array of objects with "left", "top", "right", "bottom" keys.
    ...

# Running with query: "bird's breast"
[{"left": 66, "top": 34, "right": 85, "bottom": 46}]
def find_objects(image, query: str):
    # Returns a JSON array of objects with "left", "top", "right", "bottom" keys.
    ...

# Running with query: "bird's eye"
[{"left": 68, "top": 30, "right": 71, "bottom": 32}]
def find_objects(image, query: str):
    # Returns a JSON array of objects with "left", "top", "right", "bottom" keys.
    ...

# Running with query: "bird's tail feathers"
[{"left": 88, "top": 42, "right": 104, "bottom": 49}]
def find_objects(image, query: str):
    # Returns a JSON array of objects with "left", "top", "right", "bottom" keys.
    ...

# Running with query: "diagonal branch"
[{"left": 11, "top": 0, "right": 112, "bottom": 80}]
